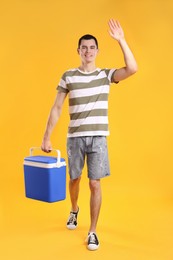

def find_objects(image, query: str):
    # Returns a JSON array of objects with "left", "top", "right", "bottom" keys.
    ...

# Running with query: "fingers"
[
  {"left": 108, "top": 18, "right": 124, "bottom": 40},
  {"left": 108, "top": 19, "right": 119, "bottom": 36},
  {"left": 41, "top": 146, "right": 49, "bottom": 153},
  {"left": 44, "top": 147, "right": 52, "bottom": 153},
  {"left": 41, "top": 143, "right": 52, "bottom": 153},
  {"left": 108, "top": 19, "right": 120, "bottom": 30}
]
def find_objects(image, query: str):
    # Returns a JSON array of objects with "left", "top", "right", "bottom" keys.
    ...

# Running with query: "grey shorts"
[{"left": 67, "top": 136, "right": 110, "bottom": 180}]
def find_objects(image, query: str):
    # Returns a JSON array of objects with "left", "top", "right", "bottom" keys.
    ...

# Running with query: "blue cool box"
[{"left": 24, "top": 148, "right": 66, "bottom": 203}]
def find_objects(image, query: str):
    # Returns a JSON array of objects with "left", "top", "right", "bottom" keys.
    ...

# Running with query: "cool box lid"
[{"left": 24, "top": 156, "right": 66, "bottom": 168}]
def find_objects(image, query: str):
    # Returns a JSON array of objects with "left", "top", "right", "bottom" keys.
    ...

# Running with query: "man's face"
[{"left": 77, "top": 39, "right": 99, "bottom": 63}]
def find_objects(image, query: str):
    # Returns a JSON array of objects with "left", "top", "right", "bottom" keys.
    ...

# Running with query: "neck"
[{"left": 78, "top": 62, "right": 96, "bottom": 73}]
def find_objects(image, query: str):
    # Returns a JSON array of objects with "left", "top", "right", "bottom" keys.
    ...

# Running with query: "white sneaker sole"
[
  {"left": 66, "top": 224, "right": 77, "bottom": 230},
  {"left": 87, "top": 244, "right": 99, "bottom": 251}
]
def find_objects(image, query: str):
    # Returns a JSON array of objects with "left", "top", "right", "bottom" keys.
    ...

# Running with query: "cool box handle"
[{"left": 30, "top": 147, "right": 61, "bottom": 164}]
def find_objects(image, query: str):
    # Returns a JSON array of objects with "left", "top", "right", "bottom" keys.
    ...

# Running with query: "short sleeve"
[
  {"left": 56, "top": 72, "right": 69, "bottom": 93},
  {"left": 109, "top": 69, "right": 119, "bottom": 84},
  {"left": 104, "top": 68, "right": 118, "bottom": 84}
]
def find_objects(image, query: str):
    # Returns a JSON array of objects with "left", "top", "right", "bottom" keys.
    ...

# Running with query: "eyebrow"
[{"left": 81, "top": 45, "right": 96, "bottom": 48}]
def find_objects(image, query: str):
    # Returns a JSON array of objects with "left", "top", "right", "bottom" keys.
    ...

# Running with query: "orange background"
[{"left": 0, "top": 0, "right": 173, "bottom": 259}]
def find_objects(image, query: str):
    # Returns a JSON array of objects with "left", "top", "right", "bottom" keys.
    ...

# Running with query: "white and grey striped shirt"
[{"left": 57, "top": 68, "right": 116, "bottom": 137}]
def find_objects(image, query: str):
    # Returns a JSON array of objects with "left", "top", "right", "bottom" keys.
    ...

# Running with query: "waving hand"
[{"left": 108, "top": 19, "right": 124, "bottom": 41}]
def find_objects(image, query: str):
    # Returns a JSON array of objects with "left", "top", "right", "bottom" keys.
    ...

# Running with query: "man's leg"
[
  {"left": 66, "top": 177, "right": 81, "bottom": 230},
  {"left": 69, "top": 177, "right": 81, "bottom": 212},
  {"left": 88, "top": 179, "right": 102, "bottom": 233},
  {"left": 86, "top": 179, "right": 101, "bottom": 250}
]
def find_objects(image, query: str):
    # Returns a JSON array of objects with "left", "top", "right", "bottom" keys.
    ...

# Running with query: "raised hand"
[{"left": 108, "top": 19, "right": 124, "bottom": 42}]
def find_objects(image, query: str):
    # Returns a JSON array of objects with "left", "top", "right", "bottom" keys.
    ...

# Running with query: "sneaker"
[
  {"left": 86, "top": 232, "right": 100, "bottom": 250},
  {"left": 66, "top": 208, "right": 79, "bottom": 230}
]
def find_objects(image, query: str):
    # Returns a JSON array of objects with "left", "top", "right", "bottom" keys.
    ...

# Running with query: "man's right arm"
[
  {"left": 108, "top": 19, "right": 138, "bottom": 82},
  {"left": 41, "top": 91, "right": 67, "bottom": 152}
]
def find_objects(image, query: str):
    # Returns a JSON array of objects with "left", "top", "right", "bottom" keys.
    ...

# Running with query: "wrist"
[
  {"left": 117, "top": 37, "right": 126, "bottom": 44},
  {"left": 43, "top": 133, "right": 50, "bottom": 141}
]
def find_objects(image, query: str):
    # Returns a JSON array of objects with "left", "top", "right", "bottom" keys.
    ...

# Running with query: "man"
[{"left": 41, "top": 19, "right": 137, "bottom": 250}]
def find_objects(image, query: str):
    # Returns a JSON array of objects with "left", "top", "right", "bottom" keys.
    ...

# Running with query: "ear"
[
  {"left": 77, "top": 48, "right": 80, "bottom": 55},
  {"left": 95, "top": 48, "right": 99, "bottom": 56}
]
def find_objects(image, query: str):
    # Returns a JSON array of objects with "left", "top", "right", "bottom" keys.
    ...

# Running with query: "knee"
[
  {"left": 70, "top": 177, "right": 81, "bottom": 186},
  {"left": 89, "top": 179, "right": 100, "bottom": 192}
]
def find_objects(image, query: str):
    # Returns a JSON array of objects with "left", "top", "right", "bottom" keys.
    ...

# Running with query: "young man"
[{"left": 41, "top": 19, "right": 137, "bottom": 250}]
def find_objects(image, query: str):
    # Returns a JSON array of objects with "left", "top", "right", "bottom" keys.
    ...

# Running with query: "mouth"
[{"left": 85, "top": 54, "right": 92, "bottom": 58}]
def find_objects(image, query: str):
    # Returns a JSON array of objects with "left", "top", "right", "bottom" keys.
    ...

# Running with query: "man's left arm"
[{"left": 108, "top": 19, "right": 138, "bottom": 82}]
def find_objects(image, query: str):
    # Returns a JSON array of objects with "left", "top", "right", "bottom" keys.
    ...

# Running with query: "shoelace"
[
  {"left": 89, "top": 233, "right": 96, "bottom": 244},
  {"left": 68, "top": 213, "right": 76, "bottom": 224}
]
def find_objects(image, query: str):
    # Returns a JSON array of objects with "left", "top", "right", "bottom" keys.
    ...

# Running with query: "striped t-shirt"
[{"left": 57, "top": 68, "right": 116, "bottom": 137}]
